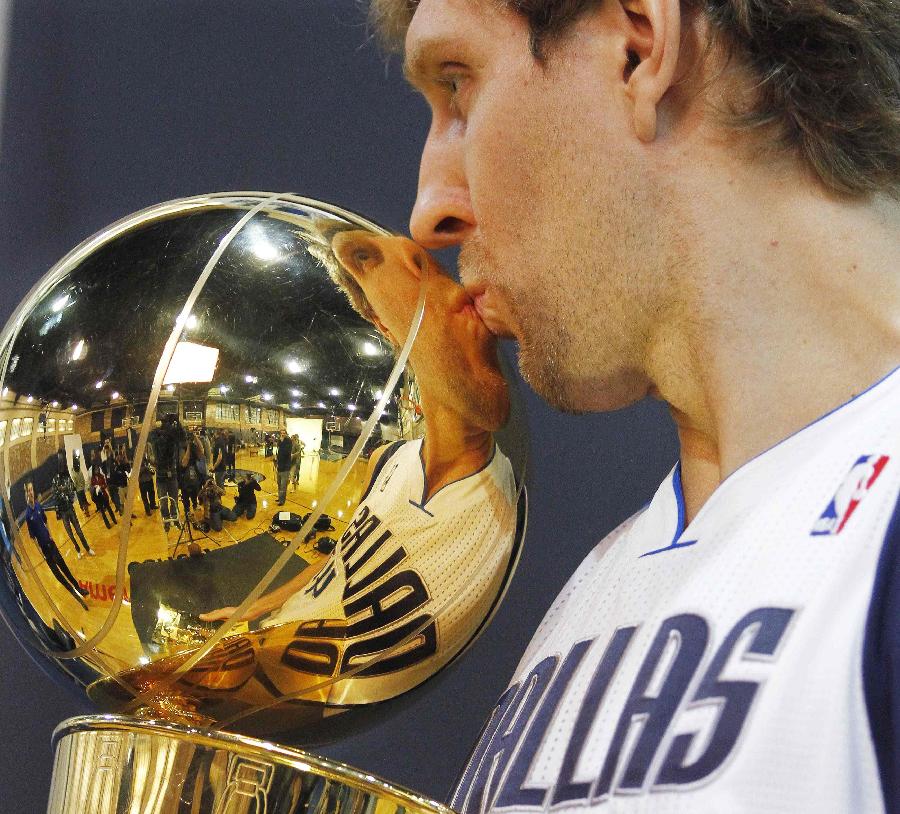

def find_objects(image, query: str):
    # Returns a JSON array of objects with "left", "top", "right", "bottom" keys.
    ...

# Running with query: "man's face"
[
  {"left": 24, "top": 483, "right": 34, "bottom": 506},
  {"left": 331, "top": 230, "right": 509, "bottom": 429},
  {"left": 405, "top": 0, "right": 683, "bottom": 412}
]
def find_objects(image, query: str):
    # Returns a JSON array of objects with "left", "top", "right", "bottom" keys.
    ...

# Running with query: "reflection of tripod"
[{"left": 168, "top": 498, "right": 237, "bottom": 558}]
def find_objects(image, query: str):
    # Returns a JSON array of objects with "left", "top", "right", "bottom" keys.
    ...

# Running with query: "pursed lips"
[{"left": 464, "top": 283, "right": 516, "bottom": 339}]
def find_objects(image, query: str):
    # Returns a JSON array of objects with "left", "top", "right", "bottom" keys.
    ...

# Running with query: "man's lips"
[{"left": 469, "top": 287, "right": 517, "bottom": 339}]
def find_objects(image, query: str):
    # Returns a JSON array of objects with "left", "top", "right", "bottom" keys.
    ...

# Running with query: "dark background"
[{"left": 0, "top": 2, "right": 678, "bottom": 809}]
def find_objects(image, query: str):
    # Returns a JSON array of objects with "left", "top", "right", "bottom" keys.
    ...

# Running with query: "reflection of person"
[
  {"left": 109, "top": 447, "right": 130, "bottom": 516},
  {"left": 51, "top": 473, "right": 95, "bottom": 558},
  {"left": 70, "top": 453, "right": 90, "bottom": 517},
  {"left": 202, "top": 232, "right": 517, "bottom": 703},
  {"left": 89, "top": 466, "right": 118, "bottom": 529},
  {"left": 225, "top": 431, "right": 237, "bottom": 483},
  {"left": 198, "top": 478, "right": 236, "bottom": 532},
  {"left": 137, "top": 454, "right": 157, "bottom": 516},
  {"left": 275, "top": 430, "right": 292, "bottom": 505},
  {"left": 0, "top": 495, "right": 16, "bottom": 566},
  {"left": 101, "top": 439, "right": 123, "bottom": 515},
  {"left": 149, "top": 415, "right": 183, "bottom": 532},
  {"left": 211, "top": 430, "right": 227, "bottom": 489},
  {"left": 289, "top": 434, "right": 304, "bottom": 489},
  {"left": 233, "top": 473, "right": 261, "bottom": 519},
  {"left": 369, "top": 3, "right": 900, "bottom": 810},
  {"left": 23, "top": 482, "right": 88, "bottom": 609},
  {"left": 178, "top": 433, "right": 203, "bottom": 519}
]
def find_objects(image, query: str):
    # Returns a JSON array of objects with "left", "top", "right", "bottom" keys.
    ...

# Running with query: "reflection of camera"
[
  {"left": 160, "top": 413, "right": 184, "bottom": 436},
  {"left": 151, "top": 414, "right": 187, "bottom": 477}
]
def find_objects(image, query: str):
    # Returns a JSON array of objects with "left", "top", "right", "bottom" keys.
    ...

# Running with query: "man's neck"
[
  {"left": 653, "top": 171, "right": 900, "bottom": 524},
  {"left": 419, "top": 396, "right": 493, "bottom": 502}
]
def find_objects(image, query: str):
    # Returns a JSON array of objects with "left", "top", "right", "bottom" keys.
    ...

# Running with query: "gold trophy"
[{"left": 0, "top": 193, "right": 527, "bottom": 813}]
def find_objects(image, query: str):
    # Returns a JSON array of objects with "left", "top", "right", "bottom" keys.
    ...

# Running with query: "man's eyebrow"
[{"left": 403, "top": 35, "right": 468, "bottom": 87}]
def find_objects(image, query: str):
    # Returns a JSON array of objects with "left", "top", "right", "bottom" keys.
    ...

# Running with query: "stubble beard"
[{"left": 459, "top": 238, "right": 585, "bottom": 414}]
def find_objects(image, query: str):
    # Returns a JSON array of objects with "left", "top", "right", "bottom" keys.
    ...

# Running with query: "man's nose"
[{"left": 409, "top": 128, "right": 475, "bottom": 249}]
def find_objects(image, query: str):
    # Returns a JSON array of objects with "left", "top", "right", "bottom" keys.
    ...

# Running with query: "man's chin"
[{"left": 519, "top": 349, "right": 649, "bottom": 414}]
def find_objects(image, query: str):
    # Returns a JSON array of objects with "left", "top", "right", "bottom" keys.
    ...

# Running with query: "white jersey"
[
  {"left": 452, "top": 365, "right": 900, "bottom": 814},
  {"left": 266, "top": 438, "right": 517, "bottom": 704}
]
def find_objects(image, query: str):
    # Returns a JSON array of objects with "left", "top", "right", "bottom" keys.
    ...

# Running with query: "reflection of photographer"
[
  {"left": 149, "top": 414, "right": 186, "bottom": 532},
  {"left": 233, "top": 473, "right": 261, "bottom": 520},
  {"left": 178, "top": 431, "right": 204, "bottom": 519},
  {"left": 137, "top": 454, "right": 157, "bottom": 516},
  {"left": 51, "top": 472, "right": 94, "bottom": 558},
  {"left": 198, "top": 478, "right": 236, "bottom": 532}
]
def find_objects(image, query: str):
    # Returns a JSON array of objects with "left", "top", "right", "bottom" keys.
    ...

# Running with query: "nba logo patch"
[{"left": 811, "top": 454, "right": 890, "bottom": 536}]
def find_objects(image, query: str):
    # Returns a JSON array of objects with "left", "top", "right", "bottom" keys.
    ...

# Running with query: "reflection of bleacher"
[{"left": 128, "top": 533, "right": 309, "bottom": 652}]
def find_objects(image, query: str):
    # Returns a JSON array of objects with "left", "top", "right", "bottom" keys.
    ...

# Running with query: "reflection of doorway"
[{"left": 63, "top": 434, "right": 89, "bottom": 482}]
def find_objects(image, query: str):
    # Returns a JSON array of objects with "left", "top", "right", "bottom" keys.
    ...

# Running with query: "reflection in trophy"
[{"left": 0, "top": 193, "right": 526, "bottom": 813}]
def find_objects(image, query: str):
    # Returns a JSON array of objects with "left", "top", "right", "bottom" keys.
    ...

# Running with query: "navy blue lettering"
[
  {"left": 655, "top": 607, "right": 795, "bottom": 787},
  {"left": 451, "top": 684, "right": 521, "bottom": 813},
  {"left": 344, "top": 528, "right": 393, "bottom": 582},
  {"left": 344, "top": 545, "right": 405, "bottom": 600},
  {"left": 594, "top": 614, "right": 709, "bottom": 798},
  {"left": 462, "top": 656, "right": 558, "bottom": 814},
  {"left": 496, "top": 640, "right": 593, "bottom": 809},
  {"left": 341, "top": 613, "right": 437, "bottom": 675},
  {"left": 308, "top": 559, "right": 337, "bottom": 598},
  {"left": 551, "top": 627, "right": 637, "bottom": 806},
  {"left": 340, "top": 508, "right": 380, "bottom": 561},
  {"left": 345, "top": 569, "right": 429, "bottom": 637}
]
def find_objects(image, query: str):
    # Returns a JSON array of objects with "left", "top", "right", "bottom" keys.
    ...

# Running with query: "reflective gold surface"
[
  {"left": 0, "top": 193, "right": 527, "bottom": 740},
  {"left": 49, "top": 715, "right": 454, "bottom": 814}
]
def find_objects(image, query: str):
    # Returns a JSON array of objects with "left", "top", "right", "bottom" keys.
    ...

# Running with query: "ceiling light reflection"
[{"left": 51, "top": 294, "right": 70, "bottom": 313}]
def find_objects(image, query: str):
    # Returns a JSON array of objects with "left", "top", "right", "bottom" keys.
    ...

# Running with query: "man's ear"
[{"left": 621, "top": 0, "right": 681, "bottom": 142}]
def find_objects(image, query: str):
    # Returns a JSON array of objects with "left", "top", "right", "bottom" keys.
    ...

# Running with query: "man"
[
  {"left": 200, "top": 232, "right": 518, "bottom": 710},
  {"left": 232, "top": 472, "right": 261, "bottom": 520},
  {"left": 23, "top": 482, "right": 88, "bottom": 611},
  {"left": 198, "top": 477, "right": 236, "bottom": 532},
  {"left": 275, "top": 429, "right": 293, "bottom": 506},
  {"left": 370, "top": 1, "right": 899, "bottom": 812},
  {"left": 149, "top": 415, "right": 184, "bottom": 532},
  {"left": 211, "top": 429, "right": 228, "bottom": 489},
  {"left": 225, "top": 431, "right": 237, "bottom": 484},
  {"left": 51, "top": 471, "right": 95, "bottom": 559}
]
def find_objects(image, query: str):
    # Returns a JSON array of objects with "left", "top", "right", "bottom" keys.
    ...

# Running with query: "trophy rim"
[{"left": 53, "top": 714, "right": 455, "bottom": 814}]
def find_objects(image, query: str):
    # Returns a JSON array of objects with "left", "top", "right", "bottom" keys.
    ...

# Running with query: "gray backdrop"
[{"left": 0, "top": 2, "right": 678, "bottom": 810}]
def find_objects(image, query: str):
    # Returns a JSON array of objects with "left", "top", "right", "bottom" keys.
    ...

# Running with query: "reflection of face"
[
  {"left": 331, "top": 231, "right": 509, "bottom": 430},
  {"left": 406, "top": 0, "right": 674, "bottom": 412},
  {"left": 24, "top": 483, "right": 34, "bottom": 506}
]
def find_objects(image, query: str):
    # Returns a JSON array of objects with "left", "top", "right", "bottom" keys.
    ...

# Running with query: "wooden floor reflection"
[{"left": 11, "top": 448, "right": 364, "bottom": 684}]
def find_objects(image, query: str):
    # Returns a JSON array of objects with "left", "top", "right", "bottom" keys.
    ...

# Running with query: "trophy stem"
[{"left": 48, "top": 715, "right": 453, "bottom": 814}]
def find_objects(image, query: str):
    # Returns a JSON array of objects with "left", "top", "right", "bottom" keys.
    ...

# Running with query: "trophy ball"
[{"left": 0, "top": 192, "right": 527, "bottom": 742}]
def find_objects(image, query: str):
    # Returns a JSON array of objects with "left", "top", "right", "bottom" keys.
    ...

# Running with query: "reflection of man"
[
  {"left": 275, "top": 430, "right": 293, "bottom": 506},
  {"left": 51, "top": 472, "right": 95, "bottom": 559},
  {"left": 149, "top": 415, "right": 183, "bottom": 532},
  {"left": 201, "top": 233, "right": 517, "bottom": 702},
  {"left": 23, "top": 482, "right": 88, "bottom": 610},
  {"left": 211, "top": 430, "right": 227, "bottom": 489},
  {"left": 367, "top": 2, "right": 899, "bottom": 811}
]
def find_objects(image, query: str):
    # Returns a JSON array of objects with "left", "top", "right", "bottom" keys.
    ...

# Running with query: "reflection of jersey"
[
  {"left": 264, "top": 438, "right": 517, "bottom": 701},
  {"left": 451, "top": 366, "right": 900, "bottom": 814}
]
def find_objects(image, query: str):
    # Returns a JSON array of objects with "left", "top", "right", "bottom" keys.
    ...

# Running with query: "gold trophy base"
[{"left": 48, "top": 715, "right": 452, "bottom": 814}]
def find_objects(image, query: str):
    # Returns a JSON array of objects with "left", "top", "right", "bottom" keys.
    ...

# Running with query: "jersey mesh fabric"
[
  {"left": 452, "top": 366, "right": 900, "bottom": 814},
  {"left": 267, "top": 438, "right": 517, "bottom": 705}
]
